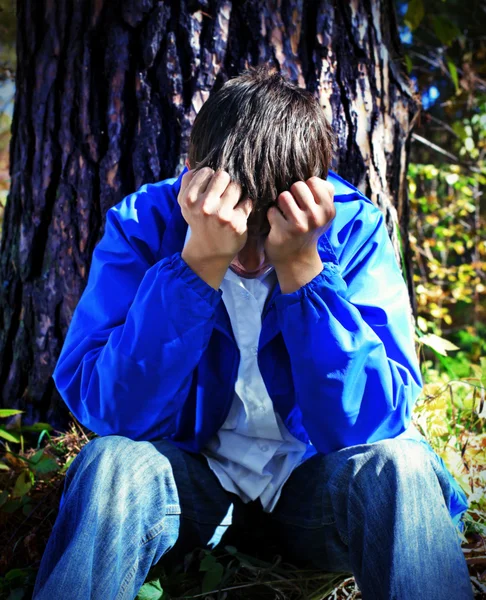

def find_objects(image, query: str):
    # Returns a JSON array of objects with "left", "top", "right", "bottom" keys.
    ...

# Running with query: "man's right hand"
[{"left": 178, "top": 167, "right": 253, "bottom": 289}]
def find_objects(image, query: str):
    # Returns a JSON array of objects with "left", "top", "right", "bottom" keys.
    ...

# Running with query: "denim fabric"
[{"left": 32, "top": 435, "right": 473, "bottom": 600}]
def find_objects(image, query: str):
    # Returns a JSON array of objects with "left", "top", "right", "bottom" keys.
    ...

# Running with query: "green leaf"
[
  {"left": 1, "top": 496, "right": 30, "bottom": 514},
  {"left": 7, "top": 588, "right": 25, "bottom": 600},
  {"left": 393, "top": 222, "right": 408, "bottom": 284},
  {"left": 0, "top": 462, "right": 10, "bottom": 470},
  {"left": 452, "top": 121, "right": 467, "bottom": 140},
  {"left": 431, "top": 15, "right": 461, "bottom": 46},
  {"left": 28, "top": 449, "right": 46, "bottom": 465},
  {"left": 0, "top": 427, "right": 21, "bottom": 443},
  {"left": 135, "top": 580, "right": 165, "bottom": 600},
  {"left": 201, "top": 563, "right": 224, "bottom": 594},
  {"left": 0, "top": 490, "right": 9, "bottom": 507},
  {"left": 199, "top": 553, "right": 217, "bottom": 571},
  {"left": 60, "top": 455, "right": 75, "bottom": 473},
  {"left": 404, "top": 0, "right": 425, "bottom": 31},
  {"left": 0, "top": 409, "right": 24, "bottom": 418},
  {"left": 36, "top": 429, "right": 51, "bottom": 448},
  {"left": 26, "top": 449, "right": 60, "bottom": 474},
  {"left": 12, "top": 471, "right": 32, "bottom": 499},
  {"left": 480, "top": 357, "right": 486, "bottom": 388},
  {"left": 419, "top": 334, "right": 460, "bottom": 356},
  {"left": 5, "top": 569, "right": 27, "bottom": 582},
  {"left": 404, "top": 54, "right": 413, "bottom": 74},
  {"left": 447, "top": 59, "right": 459, "bottom": 92},
  {"left": 30, "top": 456, "right": 60, "bottom": 475},
  {"left": 20, "top": 422, "right": 53, "bottom": 432}
]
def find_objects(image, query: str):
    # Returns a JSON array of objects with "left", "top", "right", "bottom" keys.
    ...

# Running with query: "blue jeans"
[{"left": 32, "top": 435, "right": 473, "bottom": 599}]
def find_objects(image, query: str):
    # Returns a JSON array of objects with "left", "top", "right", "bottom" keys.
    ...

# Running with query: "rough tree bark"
[{"left": 0, "top": 0, "right": 418, "bottom": 428}]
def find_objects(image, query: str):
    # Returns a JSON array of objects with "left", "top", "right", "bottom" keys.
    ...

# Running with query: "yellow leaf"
[
  {"left": 417, "top": 316, "right": 428, "bottom": 332},
  {"left": 419, "top": 334, "right": 459, "bottom": 356}
]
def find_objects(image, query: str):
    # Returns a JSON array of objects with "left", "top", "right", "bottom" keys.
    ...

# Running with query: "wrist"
[
  {"left": 274, "top": 249, "right": 323, "bottom": 294},
  {"left": 182, "top": 238, "right": 234, "bottom": 266},
  {"left": 181, "top": 245, "right": 232, "bottom": 290}
]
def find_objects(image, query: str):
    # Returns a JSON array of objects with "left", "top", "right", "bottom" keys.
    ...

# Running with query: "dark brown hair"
[{"left": 187, "top": 64, "right": 334, "bottom": 236}]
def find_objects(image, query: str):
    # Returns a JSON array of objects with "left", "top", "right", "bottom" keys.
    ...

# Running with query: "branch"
[{"left": 411, "top": 133, "right": 482, "bottom": 174}]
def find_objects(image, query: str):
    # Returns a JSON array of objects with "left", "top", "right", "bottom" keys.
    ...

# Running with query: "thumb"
[{"left": 178, "top": 169, "right": 195, "bottom": 203}]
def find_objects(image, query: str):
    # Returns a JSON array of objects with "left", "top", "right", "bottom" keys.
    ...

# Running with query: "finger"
[
  {"left": 305, "top": 177, "right": 334, "bottom": 204},
  {"left": 276, "top": 191, "right": 306, "bottom": 228},
  {"left": 267, "top": 204, "right": 289, "bottom": 231},
  {"left": 186, "top": 167, "right": 215, "bottom": 204},
  {"left": 235, "top": 198, "right": 253, "bottom": 221},
  {"left": 234, "top": 197, "right": 253, "bottom": 221},
  {"left": 178, "top": 169, "right": 197, "bottom": 203},
  {"left": 288, "top": 181, "right": 317, "bottom": 211},
  {"left": 324, "top": 179, "right": 335, "bottom": 198},
  {"left": 218, "top": 180, "right": 245, "bottom": 217},
  {"left": 204, "top": 169, "right": 232, "bottom": 201}
]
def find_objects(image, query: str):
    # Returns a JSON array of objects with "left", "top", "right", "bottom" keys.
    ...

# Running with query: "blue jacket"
[{"left": 53, "top": 167, "right": 469, "bottom": 529}]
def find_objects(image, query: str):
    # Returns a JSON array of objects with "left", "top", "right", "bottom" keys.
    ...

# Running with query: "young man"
[{"left": 33, "top": 66, "right": 472, "bottom": 599}]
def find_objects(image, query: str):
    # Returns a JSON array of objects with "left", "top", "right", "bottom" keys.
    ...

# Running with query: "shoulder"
[
  {"left": 326, "top": 170, "right": 386, "bottom": 249},
  {"left": 327, "top": 169, "right": 382, "bottom": 228},
  {"left": 101, "top": 168, "right": 187, "bottom": 264},
  {"left": 108, "top": 168, "right": 185, "bottom": 225},
  {"left": 324, "top": 171, "right": 390, "bottom": 273}
]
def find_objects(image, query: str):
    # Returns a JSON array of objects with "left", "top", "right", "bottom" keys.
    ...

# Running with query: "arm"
[
  {"left": 273, "top": 199, "right": 423, "bottom": 454},
  {"left": 53, "top": 182, "right": 222, "bottom": 441}
]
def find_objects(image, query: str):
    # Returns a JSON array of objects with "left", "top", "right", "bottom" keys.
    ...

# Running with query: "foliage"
[
  {"left": 399, "top": 0, "right": 485, "bottom": 125},
  {"left": 0, "top": 420, "right": 95, "bottom": 599},
  {"left": 407, "top": 94, "right": 486, "bottom": 346},
  {"left": 408, "top": 162, "right": 486, "bottom": 339},
  {"left": 406, "top": 89, "right": 486, "bottom": 561},
  {"left": 412, "top": 359, "right": 486, "bottom": 538}
]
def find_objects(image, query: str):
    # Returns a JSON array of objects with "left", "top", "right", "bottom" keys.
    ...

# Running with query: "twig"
[
  {"left": 174, "top": 573, "right": 347, "bottom": 599},
  {"left": 411, "top": 133, "right": 482, "bottom": 174},
  {"left": 69, "top": 415, "right": 91, "bottom": 444},
  {"left": 418, "top": 379, "right": 485, "bottom": 405},
  {"left": 470, "top": 575, "right": 486, "bottom": 593}
]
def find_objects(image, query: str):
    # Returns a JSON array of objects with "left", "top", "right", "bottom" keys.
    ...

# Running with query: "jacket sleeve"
[
  {"left": 273, "top": 199, "right": 423, "bottom": 454},
  {"left": 52, "top": 182, "right": 222, "bottom": 440}
]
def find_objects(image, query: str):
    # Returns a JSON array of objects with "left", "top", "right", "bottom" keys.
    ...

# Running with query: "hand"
[
  {"left": 178, "top": 167, "right": 253, "bottom": 264},
  {"left": 264, "top": 177, "right": 336, "bottom": 267}
]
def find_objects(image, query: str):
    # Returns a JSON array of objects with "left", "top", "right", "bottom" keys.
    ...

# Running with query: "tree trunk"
[{"left": 0, "top": 0, "right": 418, "bottom": 429}]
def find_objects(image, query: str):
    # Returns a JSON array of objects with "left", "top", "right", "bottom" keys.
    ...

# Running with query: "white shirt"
[{"left": 183, "top": 227, "right": 316, "bottom": 512}]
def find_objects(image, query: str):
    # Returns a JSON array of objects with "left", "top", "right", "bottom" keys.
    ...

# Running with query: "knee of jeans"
[
  {"left": 65, "top": 435, "right": 179, "bottom": 504},
  {"left": 352, "top": 438, "right": 441, "bottom": 491},
  {"left": 68, "top": 435, "right": 135, "bottom": 479}
]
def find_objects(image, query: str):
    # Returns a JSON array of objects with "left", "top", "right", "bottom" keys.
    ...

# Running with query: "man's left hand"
[{"left": 264, "top": 177, "right": 336, "bottom": 266}]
